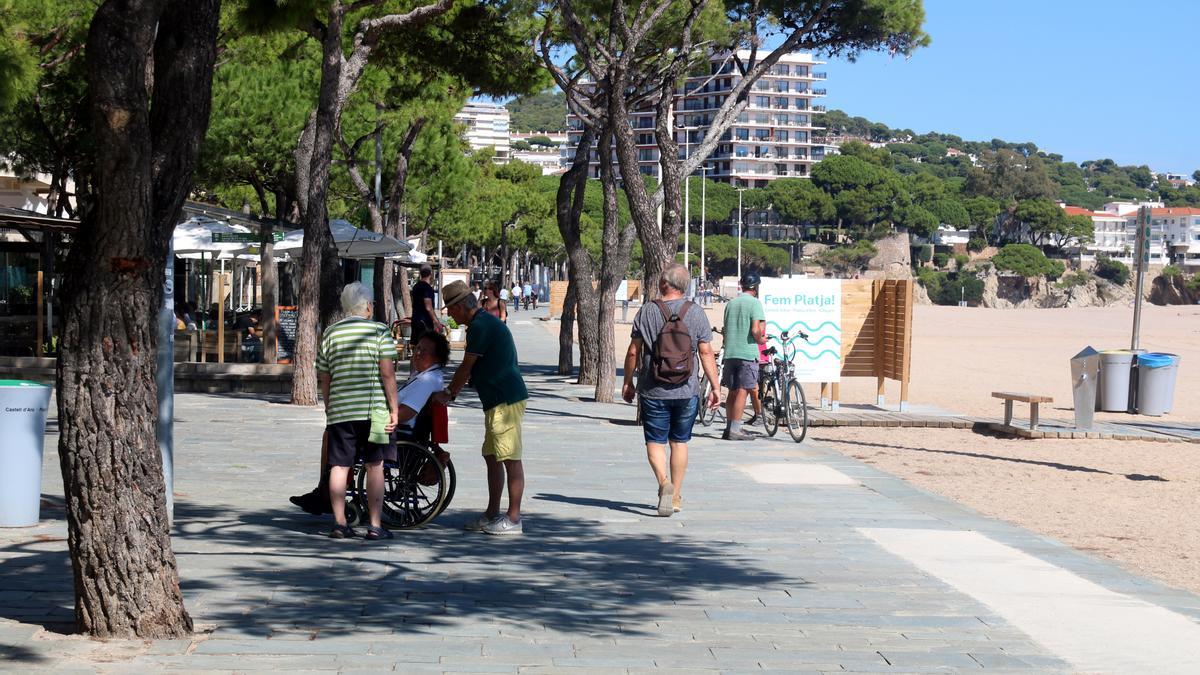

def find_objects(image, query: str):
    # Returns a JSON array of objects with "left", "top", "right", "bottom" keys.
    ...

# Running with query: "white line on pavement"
[
  {"left": 738, "top": 463, "right": 859, "bottom": 485},
  {"left": 860, "top": 527, "right": 1200, "bottom": 674}
]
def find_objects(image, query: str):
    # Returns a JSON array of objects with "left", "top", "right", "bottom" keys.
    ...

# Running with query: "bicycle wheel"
[
  {"left": 698, "top": 380, "right": 717, "bottom": 426},
  {"left": 785, "top": 379, "right": 809, "bottom": 443},
  {"left": 357, "top": 441, "right": 447, "bottom": 529},
  {"left": 760, "top": 380, "right": 779, "bottom": 437}
]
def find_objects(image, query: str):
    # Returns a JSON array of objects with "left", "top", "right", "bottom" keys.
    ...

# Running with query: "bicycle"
[
  {"left": 758, "top": 330, "right": 810, "bottom": 443},
  {"left": 697, "top": 327, "right": 724, "bottom": 427}
]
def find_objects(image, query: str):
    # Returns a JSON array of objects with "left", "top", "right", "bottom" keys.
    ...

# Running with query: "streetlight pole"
[
  {"left": 700, "top": 166, "right": 708, "bottom": 290},
  {"left": 736, "top": 187, "right": 745, "bottom": 282}
]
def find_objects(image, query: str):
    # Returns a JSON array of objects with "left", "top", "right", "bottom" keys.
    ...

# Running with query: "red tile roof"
[{"left": 1063, "top": 206, "right": 1120, "bottom": 218}]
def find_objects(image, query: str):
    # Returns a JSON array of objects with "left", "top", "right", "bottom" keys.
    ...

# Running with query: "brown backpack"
[{"left": 651, "top": 299, "right": 696, "bottom": 386}]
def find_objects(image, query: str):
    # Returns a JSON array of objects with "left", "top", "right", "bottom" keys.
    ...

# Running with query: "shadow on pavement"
[
  {"left": 533, "top": 492, "right": 656, "bottom": 517},
  {"left": 159, "top": 500, "right": 791, "bottom": 638}
]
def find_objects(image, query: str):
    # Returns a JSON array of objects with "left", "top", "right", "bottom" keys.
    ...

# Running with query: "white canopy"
[
  {"left": 172, "top": 217, "right": 255, "bottom": 259},
  {"left": 272, "top": 219, "right": 410, "bottom": 260}
]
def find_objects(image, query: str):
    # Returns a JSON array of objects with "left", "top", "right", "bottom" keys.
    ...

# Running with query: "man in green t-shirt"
[
  {"left": 438, "top": 280, "right": 528, "bottom": 535},
  {"left": 721, "top": 273, "right": 766, "bottom": 441}
]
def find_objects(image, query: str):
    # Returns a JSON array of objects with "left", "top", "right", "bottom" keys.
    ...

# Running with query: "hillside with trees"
[{"left": 506, "top": 90, "right": 567, "bottom": 133}]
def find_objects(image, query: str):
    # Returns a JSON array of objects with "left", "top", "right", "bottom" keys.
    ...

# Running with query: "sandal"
[
  {"left": 328, "top": 524, "right": 356, "bottom": 539},
  {"left": 365, "top": 526, "right": 393, "bottom": 540}
]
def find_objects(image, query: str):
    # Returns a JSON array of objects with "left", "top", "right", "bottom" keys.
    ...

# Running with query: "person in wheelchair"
[{"left": 395, "top": 331, "right": 450, "bottom": 440}]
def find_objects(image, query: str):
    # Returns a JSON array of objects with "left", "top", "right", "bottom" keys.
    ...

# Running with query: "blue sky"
[{"left": 824, "top": 0, "right": 1199, "bottom": 172}]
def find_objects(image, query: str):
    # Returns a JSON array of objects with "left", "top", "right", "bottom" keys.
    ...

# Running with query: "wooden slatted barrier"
[{"left": 823, "top": 279, "right": 913, "bottom": 411}]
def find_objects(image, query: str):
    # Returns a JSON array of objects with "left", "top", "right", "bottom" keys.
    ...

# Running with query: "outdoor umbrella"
[
  {"left": 172, "top": 216, "right": 255, "bottom": 258},
  {"left": 273, "top": 219, "right": 411, "bottom": 259}
]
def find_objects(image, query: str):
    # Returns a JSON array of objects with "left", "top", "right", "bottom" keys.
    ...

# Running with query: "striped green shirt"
[{"left": 315, "top": 317, "right": 397, "bottom": 425}]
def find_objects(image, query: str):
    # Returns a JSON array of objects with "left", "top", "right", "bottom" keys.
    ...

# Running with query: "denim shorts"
[{"left": 640, "top": 396, "right": 699, "bottom": 444}]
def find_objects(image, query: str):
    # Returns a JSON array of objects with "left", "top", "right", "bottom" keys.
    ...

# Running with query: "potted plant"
[{"left": 446, "top": 317, "right": 463, "bottom": 342}]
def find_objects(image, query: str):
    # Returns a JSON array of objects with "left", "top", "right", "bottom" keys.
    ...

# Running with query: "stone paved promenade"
[{"left": 3, "top": 307, "right": 1200, "bottom": 673}]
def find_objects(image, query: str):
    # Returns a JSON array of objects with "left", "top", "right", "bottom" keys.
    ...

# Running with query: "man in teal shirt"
[
  {"left": 721, "top": 273, "right": 766, "bottom": 441},
  {"left": 438, "top": 280, "right": 528, "bottom": 535}
]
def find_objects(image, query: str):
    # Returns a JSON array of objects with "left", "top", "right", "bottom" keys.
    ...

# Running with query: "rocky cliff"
[
  {"left": 977, "top": 268, "right": 1134, "bottom": 308},
  {"left": 1150, "top": 275, "right": 1200, "bottom": 305}
]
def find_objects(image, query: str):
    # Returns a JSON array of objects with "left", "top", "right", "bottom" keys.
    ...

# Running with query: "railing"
[
  {"left": 813, "top": 88, "right": 827, "bottom": 96},
  {"left": 812, "top": 105, "right": 826, "bottom": 112},
  {"left": 812, "top": 72, "right": 827, "bottom": 79}
]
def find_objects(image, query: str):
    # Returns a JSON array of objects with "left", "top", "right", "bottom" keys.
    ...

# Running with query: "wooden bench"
[{"left": 992, "top": 391, "right": 1053, "bottom": 431}]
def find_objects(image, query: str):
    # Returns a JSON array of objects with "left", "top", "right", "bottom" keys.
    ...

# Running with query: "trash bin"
[
  {"left": 0, "top": 380, "right": 52, "bottom": 527},
  {"left": 1137, "top": 353, "right": 1180, "bottom": 417},
  {"left": 1099, "top": 350, "right": 1135, "bottom": 412},
  {"left": 1070, "top": 347, "right": 1100, "bottom": 430}
]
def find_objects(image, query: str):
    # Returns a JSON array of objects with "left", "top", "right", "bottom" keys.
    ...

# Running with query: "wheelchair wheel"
[
  {"left": 356, "top": 441, "right": 447, "bottom": 529},
  {"left": 436, "top": 457, "right": 457, "bottom": 517},
  {"left": 343, "top": 495, "right": 364, "bottom": 527}
]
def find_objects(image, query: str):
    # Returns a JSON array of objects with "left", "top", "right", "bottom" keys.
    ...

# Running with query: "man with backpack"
[{"left": 622, "top": 264, "right": 720, "bottom": 517}]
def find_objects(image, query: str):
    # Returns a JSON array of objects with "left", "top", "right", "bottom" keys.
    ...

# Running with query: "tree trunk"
[
  {"left": 55, "top": 0, "right": 218, "bottom": 638},
  {"left": 557, "top": 276, "right": 575, "bottom": 375},
  {"left": 554, "top": 126, "right": 598, "bottom": 383},
  {"left": 593, "top": 124, "right": 637, "bottom": 403},
  {"left": 290, "top": 8, "right": 346, "bottom": 406}
]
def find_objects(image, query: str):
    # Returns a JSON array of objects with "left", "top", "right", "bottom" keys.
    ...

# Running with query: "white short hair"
[{"left": 341, "top": 282, "right": 373, "bottom": 315}]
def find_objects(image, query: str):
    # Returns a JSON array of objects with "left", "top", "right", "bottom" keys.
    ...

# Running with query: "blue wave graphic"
[
  {"left": 794, "top": 349, "right": 843, "bottom": 361},
  {"left": 766, "top": 319, "right": 842, "bottom": 335}
]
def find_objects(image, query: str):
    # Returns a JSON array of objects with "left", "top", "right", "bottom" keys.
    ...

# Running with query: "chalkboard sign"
[{"left": 276, "top": 305, "right": 298, "bottom": 364}]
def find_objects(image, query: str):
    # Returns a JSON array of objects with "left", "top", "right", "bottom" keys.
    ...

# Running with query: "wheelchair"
[{"left": 344, "top": 402, "right": 457, "bottom": 529}]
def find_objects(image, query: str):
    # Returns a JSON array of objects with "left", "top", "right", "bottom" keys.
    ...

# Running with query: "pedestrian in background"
[
  {"left": 437, "top": 280, "right": 528, "bottom": 535},
  {"left": 622, "top": 264, "right": 720, "bottom": 516},
  {"left": 720, "top": 272, "right": 766, "bottom": 441},
  {"left": 511, "top": 282, "right": 522, "bottom": 312},
  {"left": 409, "top": 264, "right": 440, "bottom": 342}
]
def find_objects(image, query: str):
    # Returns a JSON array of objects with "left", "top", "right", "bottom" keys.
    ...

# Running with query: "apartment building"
[
  {"left": 453, "top": 101, "right": 511, "bottom": 163},
  {"left": 1150, "top": 207, "right": 1200, "bottom": 269},
  {"left": 564, "top": 50, "right": 827, "bottom": 187},
  {"left": 1064, "top": 206, "right": 1134, "bottom": 261}
]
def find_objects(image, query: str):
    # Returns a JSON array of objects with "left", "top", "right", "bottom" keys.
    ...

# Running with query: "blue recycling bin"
[
  {"left": 1136, "top": 353, "right": 1180, "bottom": 417},
  {"left": 0, "top": 380, "right": 52, "bottom": 527}
]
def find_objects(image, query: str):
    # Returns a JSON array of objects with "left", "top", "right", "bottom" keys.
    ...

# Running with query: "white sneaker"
[
  {"left": 657, "top": 482, "right": 674, "bottom": 517},
  {"left": 482, "top": 515, "right": 523, "bottom": 536},
  {"left": 465, "top": 513, "right": 497, "bottom": 532}
]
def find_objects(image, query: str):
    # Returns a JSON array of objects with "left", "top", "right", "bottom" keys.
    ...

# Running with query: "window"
[
  {"left": 776, "top": 114, "right": 789, "bottom": 125},
  {"left": 756, "top": 145, "right": 771, "bottom": 158},
  {"left": 754, "top": 129, "right": 770, "bottom": 140},
  {"left": 755, "top": 96, "right": 770, "bottom": 108},
  {"left": 754, "top": 113, "right": 769, "bottom": 124},
  {"left": 735, "top": 146, "right": 749, "bottom": 158},
  {"left": 775, "top": 81, "right": 789, "bottom": 93},
  {"left": 772, "top": 64, "right": 789, "bottom": 76},
  {"left": 777, "top": 130, "right": 789, "bottom": 142},
  {"left": 775, "top": 97, "right": 788, "bottom": 109},
  {"left": 734, "top": 128, "right": 749, "bottom": 141}
]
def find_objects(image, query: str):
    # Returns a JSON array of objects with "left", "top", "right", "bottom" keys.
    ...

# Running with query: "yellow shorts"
[{"left": 482, "top": 400, "right": 526, "bottom": 461}]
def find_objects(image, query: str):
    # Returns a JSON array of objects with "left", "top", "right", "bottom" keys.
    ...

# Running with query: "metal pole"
[
  {"left": 683, "top": 130, "right": 690, "bottom": 272},
  {"left": 158, "top": 239, "right": 175, "bottom": 523},
  {"left": 737, "top": 188, "right": 744, "bottom": 282},
  {"left": 700, "top": 167, "right": 707, "bottom": 288},
  {"left": 1131, "top": 206, "right": 1150, "bottom": 350}
]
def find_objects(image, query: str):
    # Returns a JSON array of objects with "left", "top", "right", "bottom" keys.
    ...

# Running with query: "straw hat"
[{"left": 441, "top": 280, "right": 472, "bottom": 308}]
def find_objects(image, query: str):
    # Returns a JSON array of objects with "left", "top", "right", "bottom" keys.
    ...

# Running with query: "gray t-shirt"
[{"left": 631, "top": 298, "right": 712, "bottom": 400}]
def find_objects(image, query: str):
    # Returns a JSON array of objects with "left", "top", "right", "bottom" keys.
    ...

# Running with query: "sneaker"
[
  {"left": 482, "top": 515, "right": 523, "bottom": 536},
  {"left": 464, "top": 513, "right": 498, "bottom": 532},
  {"left": 657, "top": 482, "right": 674, "bottom": 517},
  {"left": 722, "top": 429, "right": 754, "bottom": 441},
  {"left": 673, "top": 495, "right": 682, "bottom": 513}
]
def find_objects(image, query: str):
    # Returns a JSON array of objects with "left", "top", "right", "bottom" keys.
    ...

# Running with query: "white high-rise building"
[
  {"left": 454, "top": 101, "right": 511, "bottom": 163},
  {"left": 564, "top": 50, "right": 827, "bottom": 186}
]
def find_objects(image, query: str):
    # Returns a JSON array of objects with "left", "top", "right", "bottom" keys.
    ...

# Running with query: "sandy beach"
[{"left": 561, "top": 301, "right": 1200, "bottom": 595}]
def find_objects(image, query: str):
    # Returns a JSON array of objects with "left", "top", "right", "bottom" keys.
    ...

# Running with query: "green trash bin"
[{"left": 0, "top": 380, "right": 52, "bottom": 527}]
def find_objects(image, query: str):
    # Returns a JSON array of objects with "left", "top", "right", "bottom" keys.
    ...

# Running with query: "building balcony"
[
  {"left": 812, "top": 72, "right": 827, "bottom": 79},
  {"left": 812, "top": 88, "right": 827, "bottom": 96}
]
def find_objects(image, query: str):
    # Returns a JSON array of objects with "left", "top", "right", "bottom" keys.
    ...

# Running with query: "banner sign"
[
  {"left": 758, "top": 278, "right": 842, "bottom": 382},
  {"left": 212, "top": 231, "right": 284, "bottom": 243}
]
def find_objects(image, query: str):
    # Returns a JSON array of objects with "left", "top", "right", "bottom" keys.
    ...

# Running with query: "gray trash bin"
[
  {"left": 0, "top": 380, "right": 52, "bottom": 527},
  {"left": 1137, "top": 353, "right": 1180, "bottom": 416},
  {"left": 1070, "top": 347, "right": 1100, "bottom": 429},
  {"left": 1099, "top": 350, "right": 1135, "bottom": 412}
]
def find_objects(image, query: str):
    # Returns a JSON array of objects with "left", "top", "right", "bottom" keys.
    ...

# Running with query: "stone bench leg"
[
  {"left": 1030, "top": 402, "right": 1039, "bottom": 431},
  {"left": 1003, "top": 400, "right": 1013, "bottom": 426}
]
